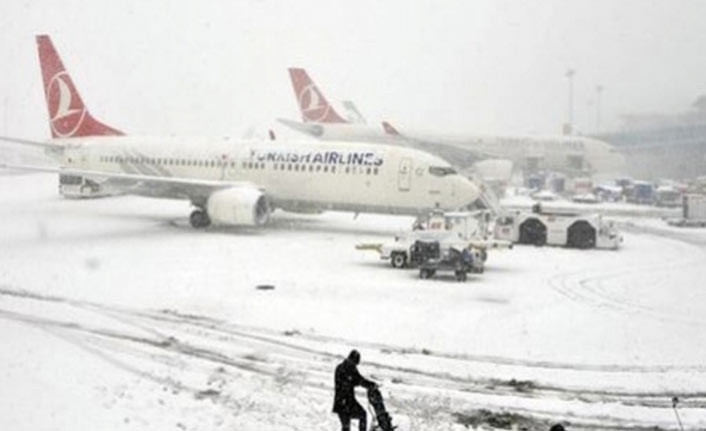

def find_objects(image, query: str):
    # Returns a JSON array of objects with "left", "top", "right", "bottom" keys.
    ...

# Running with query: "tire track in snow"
[
  {"left": 2, "top": 286, "right": 706, "bottom": 429},
  {"left": 120, "top": 307, "right": 706, "bottom": 408},
  {"left": 4, "top": 286, "right": 704, "bottom": 373},
  {"left": 0, "top": 305, "right": 337, "bottom": 431},
  {"left": 548, "top": 228, "right": 706, "bottom": 328},
  {"left": 0, "top": 305, "right": 689, "bottom": 431}
]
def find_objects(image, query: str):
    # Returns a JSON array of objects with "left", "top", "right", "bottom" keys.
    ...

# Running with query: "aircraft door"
[
  {"left": 398, "top": 158, "right": 412, "bottom": 191},
  {"left": 221, "top": 154, "right": 238, "bottom": 180}
]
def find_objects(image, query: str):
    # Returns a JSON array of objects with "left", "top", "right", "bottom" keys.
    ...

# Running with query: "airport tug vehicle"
[
  {"left": 414, "top": 239, "right": 475, "bottom": 281},
  {"left": 494, "top": 204, "right": 622, "bottom": 249}
]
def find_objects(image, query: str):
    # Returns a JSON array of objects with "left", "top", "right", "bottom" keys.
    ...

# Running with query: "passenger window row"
[
  {"left": 97, "top": 155, "right": 380, "bottom": 176},
  {"left": 242, "top": 161, "right": 379, "bottom": 175},
  {"left": 99, "top": 155, "right": 235, "bottom": 168}
]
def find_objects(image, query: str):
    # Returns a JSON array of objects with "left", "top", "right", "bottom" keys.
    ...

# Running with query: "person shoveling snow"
[{"left": 333, "top": 350, "right": 378, "bottom": 431}]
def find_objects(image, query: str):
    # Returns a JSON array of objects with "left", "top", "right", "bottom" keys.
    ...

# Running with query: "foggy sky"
[{"left": 1, "top": 0, "right": 705, "bottom": 139}]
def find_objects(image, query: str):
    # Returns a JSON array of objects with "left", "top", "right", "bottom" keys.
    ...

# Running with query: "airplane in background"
[
  {"left": 0, "top": 35, "right": 480, "bottom": 228},
  {"left": 277, "top": 68, "right": 626, "bottom": 179},
  {"left": 277, "top": 68, "right": 392, "bottom": 144}
]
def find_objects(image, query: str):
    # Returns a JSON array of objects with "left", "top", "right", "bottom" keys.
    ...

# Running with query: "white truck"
[
  {"left": 356, "top": 210, "right": 512, "bottom": 272},
  {"left": 494, "top": 206, "right": 622, "bottom": 249},
  {"left": 667, "top": 194, "right": 706, "bottom": 227},
  {"left": 59, "top": 174, "right": 116, "bottom": 199},
  {"left": 375, "top": 231, "right": 487, "bottom": 272}
]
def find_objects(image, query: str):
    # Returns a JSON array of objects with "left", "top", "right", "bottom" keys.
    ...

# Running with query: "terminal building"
[{"left": 594, "top": 96, "right": 706, "bottom": 180}]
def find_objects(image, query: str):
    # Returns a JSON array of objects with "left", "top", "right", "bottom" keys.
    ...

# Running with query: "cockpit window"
[{"left": 428, "top": 166, "right": 457, "bottom": 177}]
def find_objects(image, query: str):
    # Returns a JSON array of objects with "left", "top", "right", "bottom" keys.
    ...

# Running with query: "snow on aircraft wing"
[
  {"left": 276, "top": 118, "right": 324, "bottom": 137},
  {"left": 0, "top": 135, "right": 64, "bottom": 150},
  {"left": 377, "top": 125, "right": 508, "bottom": 160},
  {"left": 0, "top": 162, "right": 261, "bottom": 201},
  {"left": 394, "top": 134, "right": 506, "bottom": 160}
]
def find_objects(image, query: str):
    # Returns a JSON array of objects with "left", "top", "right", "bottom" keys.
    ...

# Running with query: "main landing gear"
[{"left": 189, "top": 209, "right": 211, "bottom": 228}]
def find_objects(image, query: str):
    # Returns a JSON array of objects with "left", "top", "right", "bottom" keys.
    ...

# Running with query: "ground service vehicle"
[
  {"left": 415, "top": 240, "right": 474, "bottom": 281},
  {"left": 361, "top": 230, "right": 487, "bottom": 273},
  {"left": 667, "top": 194, "right": 706, "bottom": 227},
  {"left": 356, "top": 211, "right": 511, "bottom": 272},
  {"left": 494, "top": 207, "right": 622, "bottom": 249},
  {"left": 59, "top": 174, "right": 115, "bottom": 198},
  {"left": 627, "top": 181, "right": 655, "bottom": 205},
  {"left": 655, "top": 186, "right": 682, "bottom": 208}
]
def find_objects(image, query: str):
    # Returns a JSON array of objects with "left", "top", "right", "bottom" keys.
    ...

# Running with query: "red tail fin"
[
  {"left": 288, "top": 68, "right": 347, "bottom": 124},
  {"left": 36, "top": 35, "right": 123, "bottom": 138},
  {"left": 382, "top": 121, "right": 401, "bottom": 136}
]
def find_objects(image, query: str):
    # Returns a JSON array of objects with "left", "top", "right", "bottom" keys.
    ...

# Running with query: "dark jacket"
[{"left": 332, "top": 358, "right": 375, "bottom": 414}]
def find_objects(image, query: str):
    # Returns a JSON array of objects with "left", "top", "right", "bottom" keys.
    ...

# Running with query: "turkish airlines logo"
[
  {"left": 298, "top": 84, "right": 330, "bottom": 122},
  {"left": 47, "top": 72, "right": 86, "bottom": 138}
]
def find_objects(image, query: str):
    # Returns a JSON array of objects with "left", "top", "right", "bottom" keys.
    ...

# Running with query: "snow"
[{"left": 2, "top": 173, "right": 706, "bottom": 430}]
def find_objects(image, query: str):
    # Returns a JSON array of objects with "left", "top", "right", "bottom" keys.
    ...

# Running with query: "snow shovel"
[{"left": 366, "top": 385, "right": 396, "bottom": 431}]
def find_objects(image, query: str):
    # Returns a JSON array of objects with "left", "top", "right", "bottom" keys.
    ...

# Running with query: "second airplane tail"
[
  {"left": 382, "top": 121, "right": 401, "bottom": 136},
  {"left": 288, "top": 68, "right": 347, "bottom": 124},
  {"left": 36, "top": 35, "right": 123, "bottom": 139}
]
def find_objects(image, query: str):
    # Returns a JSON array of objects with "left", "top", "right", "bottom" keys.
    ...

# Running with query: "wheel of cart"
[
  {"left": 419, "top": 268, "right": 436, "bottom": 279},
  {"left": 455, "top": 270, "right": 467, "bottom": 281},
  {"left": 390, "top": 252, "right": 407, "bottom": 268}
]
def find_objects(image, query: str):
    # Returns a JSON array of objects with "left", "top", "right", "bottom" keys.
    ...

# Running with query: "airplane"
[
  {"left": 0, "top": 35, "right": 481, "bottom": 229},
  {"left": 277, "top": 68, "right": 393, "bottom": 143},
  {"left": 277, "top": 68, "right": 626, "bottom": 179}
]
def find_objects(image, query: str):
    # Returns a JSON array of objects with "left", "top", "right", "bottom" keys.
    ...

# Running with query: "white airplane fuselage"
[
  {"left": 422, "top": 131, "right": 627, "bottom": 177},
  {"left": 57, "top": 136, "right": 480, "bottom": 216},
  {"left": 279, "top": 121, "right": 626, "bottom": 178}
]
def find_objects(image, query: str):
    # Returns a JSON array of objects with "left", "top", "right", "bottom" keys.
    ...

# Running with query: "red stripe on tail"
[
  {"left": 288, "top": 68, "right": 347, "bottom": 124},
  {"left": 36, "top": 35, "right": 123, "bottom": 138}
]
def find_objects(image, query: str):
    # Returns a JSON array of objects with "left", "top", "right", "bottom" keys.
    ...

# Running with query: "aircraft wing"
[
  {"left": 392, "top": 134, "right": 500, "bottom": 160},
  {"left": 451, "top": 145, "right": 507, "bottom": 160},
  {"left": 0, "top": 162, "right": 260, "bottom": 201},
  {"left": 377, "top": 124, "right": 507, "bottom": 160},
  {"left": 398, "top": 135, "right": 503, "bottom": 159},
  {"left": 276, "top": 118, "right": 324, "bottom": 137},
  {"left": 0, "top": 135, "right": 64, "bottom": 150}
]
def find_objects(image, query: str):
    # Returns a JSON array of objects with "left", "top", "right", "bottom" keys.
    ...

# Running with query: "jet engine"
[{"left": 206, "top": 187, "right": 270, "bottom": 226}]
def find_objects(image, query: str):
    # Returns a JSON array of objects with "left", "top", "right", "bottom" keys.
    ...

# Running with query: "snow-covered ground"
[{"left": 2, "top": 173, "right": 706, "bottom": 430}]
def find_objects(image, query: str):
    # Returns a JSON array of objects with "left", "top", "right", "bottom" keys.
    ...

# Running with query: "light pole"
[
  {"left": 565, "top": 69, "right": 575, "bottom": 135},
  {"left": 2, "top": 97, "right": 6, "bottom": 135},
  {"left": 595, "top": 85, "right": 603, "bottom": 133}
]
